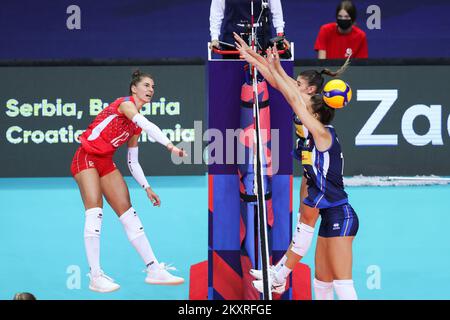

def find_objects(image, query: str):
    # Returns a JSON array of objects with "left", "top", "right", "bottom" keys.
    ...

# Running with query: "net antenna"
[{"left": 250, "top": 0, "right": 272, "bottom": 301}]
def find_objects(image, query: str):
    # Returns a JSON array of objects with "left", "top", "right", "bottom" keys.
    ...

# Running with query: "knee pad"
[
  {"left": 119, "top": 207, "right": 145, "bottom": 241},
  {"left": 84, "top": 207, "right": 103, "bottom": 238},
  {"left": 291, "top": 222, "right": 315, "bottom": 256}
]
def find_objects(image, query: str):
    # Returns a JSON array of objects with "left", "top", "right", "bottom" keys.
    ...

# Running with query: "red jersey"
[
  {"left": 314, "top": 22, "right": 368, "bottom": 59},
  {"left": 80, "top": 96, "right": 142, "bottom": 155}
]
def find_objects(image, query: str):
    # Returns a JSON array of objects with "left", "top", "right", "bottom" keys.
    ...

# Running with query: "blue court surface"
[
  {"left": 0, "top": 176, "right": 207, "bottom": 300},
  {"left": 1, "top": 176, "right": 449, "bottom": 300},
  {"left": 294, "top": 178, "right": 450, "bottom": 300}
]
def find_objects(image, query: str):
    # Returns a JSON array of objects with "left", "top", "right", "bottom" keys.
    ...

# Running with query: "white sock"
[
  {"left": 275, "top": 256, "right": 288, "bottom": 271},
  {"left": 132, "top": 235, "right": 159, "bottom": 270},
  {"left": 314, "top": 278, "right": 334, "bottom": 300},
  {"left": 120, "top": 207, "right": 159, "bottom": 270},
  {"left": 275, "top": 265, "right": 292, "bottom": 283},
  {"left": 84, "top": 207, "right": 103, "bottom": 277},
  {"left": 333, "top": 279, "right": 358, "bottom": 300}
]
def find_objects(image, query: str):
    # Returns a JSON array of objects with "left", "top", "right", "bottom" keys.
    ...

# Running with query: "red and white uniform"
[
  {"left": 80, "top": 96, "right": 142, "bottom": 155},
  {"left": 71, "top": 96, "right": 142, "bottom": 177}
]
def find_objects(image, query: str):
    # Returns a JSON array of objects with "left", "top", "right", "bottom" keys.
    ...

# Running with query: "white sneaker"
[
  {"left": 88, "top": 271, "right": 120, "bottom": 293},
  {"left": 249, "top": 265, "right": 277, "bottom": 280},
  {"left": 145, "top": 262, "right": 184, "bottom": 285},
  {"left": 252, "top": 275, "right": 286, "bottom": 294}
]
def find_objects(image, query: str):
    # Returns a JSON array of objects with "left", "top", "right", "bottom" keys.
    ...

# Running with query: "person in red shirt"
[
  {"left": 71, "top": 70, "right": 187, "bottom": 293},
  {"left": 314, "top": 0, "right": 368, "bottom": 59}
]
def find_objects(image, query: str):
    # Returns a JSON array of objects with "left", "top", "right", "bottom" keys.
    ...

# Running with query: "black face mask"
[{"left": 337, "top": 18, "right": 352, "bottom": 30}]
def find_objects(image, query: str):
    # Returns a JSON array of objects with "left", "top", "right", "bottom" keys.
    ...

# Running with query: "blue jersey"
[{"left": 300, "top": 126, "right": 348, "bottom": 209}]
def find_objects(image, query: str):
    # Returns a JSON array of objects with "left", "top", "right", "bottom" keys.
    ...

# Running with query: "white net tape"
[{"left": 343, "top": 175, "right": 450, "bottom": 187}]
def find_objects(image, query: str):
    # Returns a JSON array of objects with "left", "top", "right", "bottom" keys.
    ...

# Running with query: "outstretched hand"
[
  {"left": 146, "top": 187, "right": 161, "bottom": 207},
  {"left": 265, "top": 46, "right": 280, "bottom": 68},
  {"left": 265, "top": 47, "right": 274, "bottom": 66},
  {"left": 233, "top": 32, "right": 250, "bottom": 51},
  {"left": 167, "top": 143, "right": 188, "bottom": 158},
  {"left": 233, "top": 32, "right": 255, "bottom": 60},
  {"left": 234, "top": 32, "right": 260, "bottom": 65},
  {"left": 273, "top": 44, "right": 280, "bottom": 61}
]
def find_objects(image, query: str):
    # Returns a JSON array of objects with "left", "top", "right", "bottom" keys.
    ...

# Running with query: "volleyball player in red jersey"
[{"left": 71, "top": 70, "right": 186, "bottom": 293}]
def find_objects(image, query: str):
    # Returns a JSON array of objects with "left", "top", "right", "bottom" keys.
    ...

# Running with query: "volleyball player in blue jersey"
[{"left": 235, "top": 34, "right": 358, "bottom": 300}]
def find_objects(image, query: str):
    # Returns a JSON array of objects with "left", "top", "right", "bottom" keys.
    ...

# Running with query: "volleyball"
[{"left": 322, "top": 79, "right": 352, "bottom": 109}]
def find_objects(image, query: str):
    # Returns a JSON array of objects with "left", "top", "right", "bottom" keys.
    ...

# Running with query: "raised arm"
[
  {"left": 266, "top": 47, "right": 332, "bottom": 151},
  {"left": 234, "top": 32, "right": 279, "bottom": 89},
  {"left": 268, "top": 45, "right": 298, "bottom": 89},
  {"left": 234, "top": 33, "right": 297, "bottom": 90}
]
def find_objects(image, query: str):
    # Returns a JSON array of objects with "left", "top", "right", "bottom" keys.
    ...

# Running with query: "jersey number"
[{"left": 87, "top": 114, "right": 129, "bottom": 147}]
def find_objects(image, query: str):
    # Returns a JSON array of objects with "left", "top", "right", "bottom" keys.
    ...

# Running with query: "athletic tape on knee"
[
  {"left": 291, "top": 222, "right": 315, "bottom": 256},
  {"left": 333, "top": 279, "right": 358, "bottom": 300},
  {"left": 119, "top": 207, "right": 145, "bottom": 242},
  {"left": 84, "top": 207, "right": 103, "bottom": 238}
]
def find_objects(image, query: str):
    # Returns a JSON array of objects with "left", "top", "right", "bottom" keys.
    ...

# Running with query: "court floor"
[
  {"left": 0, "top": 176, "right": 207, "bottom": 300},
  {"left": 295, "top": 179, "right": 450, "bottom": 300},
  {"left": 0, "top": 176, "right": 449, "bottom": 299}
]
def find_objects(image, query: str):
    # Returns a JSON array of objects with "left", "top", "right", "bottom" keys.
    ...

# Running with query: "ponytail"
[
  {"left": 299, "top": 55, "right": 351, "bottom": 93},
  {"left": 319, "top": 54, "right": 352, "bottom": 78}
]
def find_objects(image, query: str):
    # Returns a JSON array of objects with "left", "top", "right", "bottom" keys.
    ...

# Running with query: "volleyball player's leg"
[
  {"left": 268, "top": 204, "right": 319, "bottom": 286},
  {"left": 328, "top": 204, "right": 359, "bottom": 300},
  {"left": 313, "top": 236, "right": 334, "bottom": 300},
  {"left": 251, "top": 201, "right": 319, "bottom": 284},
  {"left": 100, "top": 169, "right": 184, "bottom": 285},
  {"left": 252, "top": 187, "right": 317, "bottom": 293},
  {"left": 74, "top": 169, "right": 103, "bottom": 275},
  {"left": 100, "top": 169, "right": 157, "bottom": 264},
  {"left": 328, "top": 236, "right": 357, "bottom": 300},
  {"left": 281, "top": 177, "right": 318, "bottom": 269},
  {"left": 75, "top": 169, "right": 119, "bottom": 292},
  {"left": 99, "top": 169, "right": 132, "bottom": 217},
  {"left": 100, "top": 169, "right": 158, "bottom": 267},
  {"left": 285, "top": 203, "right": 319, "bottom": 269},
  {"left": 74, "top": 168, "right": 102, "bottom": 210},
  {"left": 251, "top": 206, "right": 319, "bottom": 296}
]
